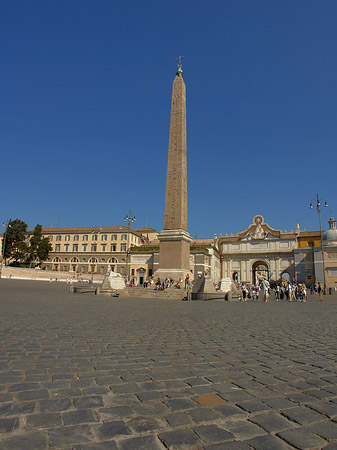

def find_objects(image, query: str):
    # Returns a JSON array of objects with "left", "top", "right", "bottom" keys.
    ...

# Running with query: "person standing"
[
  {"left": 302, "top": 284, "right": 307, "bottom": 302},
  {"left": 242, "top": 284, "right": 247, "bottom": 301},
  {"left": 275, "top": 285, "right": 280, "bottom": 301},
  {"left": 318, "top": 282, "right": 323, "bottom": 301},
  {"left": 261, "top": 278, "right": 270, "bottom": 302}
]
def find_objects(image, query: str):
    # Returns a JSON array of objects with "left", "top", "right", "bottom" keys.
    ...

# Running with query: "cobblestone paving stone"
[{"left": 0, "top": 279, "right": 337, "bottom": 449}]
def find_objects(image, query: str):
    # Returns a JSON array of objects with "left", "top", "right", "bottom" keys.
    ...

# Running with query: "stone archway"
[
  {"left": 281, "top": 271, "right": 290, "bottom": 283},
  {"left": 233, "top": 272, "right": 239, "bottom": 283},
  {"left": 88, "top": 257, "right": 98, "bottom": 273},
  {"left": 70, "top": 257, "right": 79, "bottom": 273},
  {"left": 52, "top": 257, "right": 61, "bottom": 271},
  {"left": 252, "top": 261, "right": 269, "bottom": 284},
  {"left": 108, "top": 258, "right": 118, "bottom": 273}
]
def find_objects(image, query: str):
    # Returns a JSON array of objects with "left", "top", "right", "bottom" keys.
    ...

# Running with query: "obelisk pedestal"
[
  {"left": 156, "top": 229, "right": 192, "bottom": 281},
  {"left": 155, "top": 58, "right": 192, "bottom": 282}
]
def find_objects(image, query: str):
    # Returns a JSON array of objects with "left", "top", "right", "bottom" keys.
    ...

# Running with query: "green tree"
[
  {"left": 29, "top": 224, "right": 43, "bottom": 265},
  {"left": 37, "top": 237, "right": 52, "bottom": 265},
  {"left": 11, "top": 240, "right": 29, "bottom": 265},
  {"left": 28, "top": 224, "right": 52, "bottom": 266},
  {"left": 2, "top": 219, "right": 28, "bottom": 264}
]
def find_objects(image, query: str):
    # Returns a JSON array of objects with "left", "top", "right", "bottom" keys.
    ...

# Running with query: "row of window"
[
  {"left": 48, "top": 234, "right": 140, "bottom": 243},
  {"left": 54, "top": 244, "right": 127, "bottom": 252}
]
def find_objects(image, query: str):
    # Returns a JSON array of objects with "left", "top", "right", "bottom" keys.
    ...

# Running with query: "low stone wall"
[{"left": 0, "top": 267, "right": 104, "bottom": 284}]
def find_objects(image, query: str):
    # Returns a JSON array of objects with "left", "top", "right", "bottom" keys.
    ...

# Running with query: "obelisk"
[{"left": 155, "top": 55, "right": 192, "bottom": 281}]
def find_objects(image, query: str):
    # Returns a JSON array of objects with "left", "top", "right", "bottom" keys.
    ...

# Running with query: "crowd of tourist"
[
  {"left": 133, "top": 274, "right": 194, "bottom": 291},
  {"left": 237, "top": 280, "right": 320, "bottom": 302},
  {"left": 129, "top": 274, "right": 325, "bottom": 302}
]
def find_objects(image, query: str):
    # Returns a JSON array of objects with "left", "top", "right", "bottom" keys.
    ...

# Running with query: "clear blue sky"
[{"left": 1, "top": 0, "right": 336, "bottom": 237}]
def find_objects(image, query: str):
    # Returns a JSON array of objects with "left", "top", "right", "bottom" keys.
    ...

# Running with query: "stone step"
[{"left": 117, "top": 287, "right": 188, "bottom": 300}]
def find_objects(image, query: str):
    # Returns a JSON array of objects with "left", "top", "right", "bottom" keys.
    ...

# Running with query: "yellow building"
[
  {"left": 41, "top": 226, "right": 143, "bottom": 276},
  {"left": 294, "top": 216, "right": 337, "bottom": 290},
  {"left": 294, "top": 231, "right": 321, "bottom": 285},
  {"left": 297, "top": 231, "right": 321, "bottom": 248}
]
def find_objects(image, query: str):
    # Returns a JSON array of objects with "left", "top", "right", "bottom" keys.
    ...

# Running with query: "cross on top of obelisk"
[{"left": 175, "top": 53, "right": 185, "bottom": 75}]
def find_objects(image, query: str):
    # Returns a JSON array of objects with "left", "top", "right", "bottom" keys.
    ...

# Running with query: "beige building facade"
[
  {"left": 217, "top": 215, "right": 298, "bottom": 285},
  {"left": 40, "top": 226, "right": 155, "bottom": 279},
  {"left": 4, "top": 214, "right": 331, "bottom": 291}
]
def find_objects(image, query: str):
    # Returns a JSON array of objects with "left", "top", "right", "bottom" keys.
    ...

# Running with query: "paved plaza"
[{"left": 0, "top": 280, "right": 337, "bottom": 450}]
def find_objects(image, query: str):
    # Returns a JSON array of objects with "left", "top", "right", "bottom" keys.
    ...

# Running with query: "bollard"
[
  {"left": 227, "top": 291, "right": 232, "bottom": 302},
  {"left": 69, "top": 285, "right": 75, "bottom": 294},
  {"left": 96, "top": 286, "right": 101, "bottom": 295}
]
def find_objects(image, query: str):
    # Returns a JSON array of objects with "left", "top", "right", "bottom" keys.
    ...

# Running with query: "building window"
[
  {"left": 111, "top": 234, "right": 117, "bottom": 241},
  {"left": 56, "top": 235, "right": 61, "bottom": 242},
  {"left": 120, "top": 244, "right": 126, "bottom": 252},
  {"left": 64, "top": 245, "right": 69, "bottom": 252},
  {"left": 102, "top": 244, "right": 106, "bottom": 252},
  {"left": 82, "top": 244, "right": 87, "bottom": 252},
  {"left": 65, "top": 235, "right": 70, "bottom": 241},
  {"left": 110, "top": 244, "right": 116, "bottom": 252},
  {"left": 91, "top": 244, "right": 97, "bottom": 252},
  {"left": 328, "top": 268, "right": 337, "bottom": 277},
  {"left": 55, "top": 244, "right": 61, "bottom": 252},
  {"left": 121, "top": 234, "right": 127, "bottom": 241},
  {"left": 101, "top": 234, "right": 107, "bottom": 241},
  {"left": 48, "top": 235, "right": 53, "bottom": 241},
  {"left": 74, "top": 235, "right": 79, "bottom": 242},
  {"left": 83, "top": 235, "right": 88, "bottom": 241},
  {"left": 92, "top": 234, "right": 98, "bottom": 241},
  {"left": 73, "top": 244, "right": 78, "bottom": 252}
]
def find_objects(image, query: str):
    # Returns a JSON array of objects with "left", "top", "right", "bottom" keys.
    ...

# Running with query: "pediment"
[{"left": 238, "top": 215, "right": 281, "bottom": 241}]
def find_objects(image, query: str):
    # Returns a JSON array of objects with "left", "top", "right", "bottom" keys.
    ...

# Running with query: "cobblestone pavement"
[{"left": 0, "top": 279, "right": 337, "bottom": 450}]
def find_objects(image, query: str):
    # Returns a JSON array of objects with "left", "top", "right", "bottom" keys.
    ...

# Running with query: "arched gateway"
[{"left": 252, "top": 261, "right": 269, "bottom": 284}]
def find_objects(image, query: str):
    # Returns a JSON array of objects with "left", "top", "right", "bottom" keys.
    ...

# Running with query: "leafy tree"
[
  {"left": 27, "top": 224, "right": 52, "bottom": 266},
  {"left": 2, "top": 219, "right": 28, "bottom": 263},
  {"left": 29, "top": 224, "right": 43, "bottom": 265},
  {"left": 37, "top": 237, "right": 52, "bottom": 264},
  {"left": 11, "top": 240, "right": 29, "bottom": 265}
]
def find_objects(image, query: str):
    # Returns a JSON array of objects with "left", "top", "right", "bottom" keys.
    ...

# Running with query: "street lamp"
[
  {"left": 124, "top": 210, "right": 135, "bottom": 284},
  {"left": 0, "top": 219, "right": 11, "bottom": 279},
  {"left": 310, "top": 194, "right": 328, "bottom": 294}
]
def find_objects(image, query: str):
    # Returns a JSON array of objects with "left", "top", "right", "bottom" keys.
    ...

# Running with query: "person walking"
[{"left": 318, "top": 282, "right": 323, "bottom": 301}]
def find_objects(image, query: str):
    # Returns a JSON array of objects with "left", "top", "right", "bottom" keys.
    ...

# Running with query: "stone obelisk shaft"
[
  {"left": 156, "top": 67, "right": 192, "bottom": 280},
  {"left": 164, "top": 73, "right": 187, "bottom": 231}
]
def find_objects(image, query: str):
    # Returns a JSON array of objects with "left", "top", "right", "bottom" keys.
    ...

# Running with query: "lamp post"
[
  {"left": 124, "top": 210, "right": 135, "bottom": 284},
  {"left": 310, "top": 194, "right": 328, "bottom": 294},
  {"left": 0, "top": 219, "right": 10, "bottom": 279}
]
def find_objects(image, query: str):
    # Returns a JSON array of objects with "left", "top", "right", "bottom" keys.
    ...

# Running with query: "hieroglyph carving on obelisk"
[
  {"left": 164, "top": 54, "right": 188, "bottom": 231},
  {"left": 156, "top": 55, "right": 192, "bottom": 280}
]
